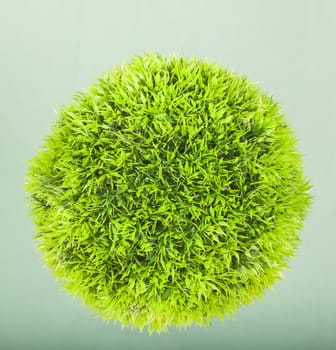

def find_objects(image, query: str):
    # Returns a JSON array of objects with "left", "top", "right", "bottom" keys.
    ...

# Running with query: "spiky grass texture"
[{"left": 26, "top": 52, "right": 312, "bottom": 333}]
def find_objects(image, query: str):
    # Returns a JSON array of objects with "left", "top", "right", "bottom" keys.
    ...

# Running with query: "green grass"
[{"left": 25, "top": 52, "right": 312, "bottom": 333}]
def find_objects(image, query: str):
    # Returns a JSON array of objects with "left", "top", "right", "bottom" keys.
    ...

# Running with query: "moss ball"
[{"left": 26, "top": 52, "right": 312, "bottom": 332}]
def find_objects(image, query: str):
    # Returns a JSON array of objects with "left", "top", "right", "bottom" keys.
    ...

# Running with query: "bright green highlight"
[{"left": 26, "top": 52, "right": 312, "bottom": 333}]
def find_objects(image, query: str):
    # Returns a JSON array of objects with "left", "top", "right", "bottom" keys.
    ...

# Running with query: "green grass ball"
[{"left": 26, "top": 52, "right": 312, "bottom": 332}]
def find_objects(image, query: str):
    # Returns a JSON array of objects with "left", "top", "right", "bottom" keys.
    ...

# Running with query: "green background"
[{"left": 1, "top": 0, "right": 335, "bottom": 349}]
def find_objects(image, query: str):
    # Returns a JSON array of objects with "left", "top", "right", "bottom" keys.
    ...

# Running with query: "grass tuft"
[{"left": 25, "top": 52, "right": 312, "bottom": 333}]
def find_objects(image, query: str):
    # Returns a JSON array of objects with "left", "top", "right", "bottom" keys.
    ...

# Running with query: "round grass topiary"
[{"left": 26, "top": 52, "right": 312, "bottom": 332}]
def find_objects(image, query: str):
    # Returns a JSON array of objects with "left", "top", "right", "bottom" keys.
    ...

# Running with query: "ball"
[{"left": 26, "top": 52, "right": 312, "bottom": 332}]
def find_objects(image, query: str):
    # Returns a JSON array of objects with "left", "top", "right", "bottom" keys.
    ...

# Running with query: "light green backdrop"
[{"left": 1, "top": 0, "right": 335, "bottom": 349}]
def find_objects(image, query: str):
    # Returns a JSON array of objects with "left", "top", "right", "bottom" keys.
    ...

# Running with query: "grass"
[{"left": 25, "top": 52, "right": 312, "bottom": 333}]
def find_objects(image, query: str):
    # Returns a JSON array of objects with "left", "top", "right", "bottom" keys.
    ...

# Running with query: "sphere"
[{"left": 26, "top": 52, "right": 312, "bottom": 332}]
